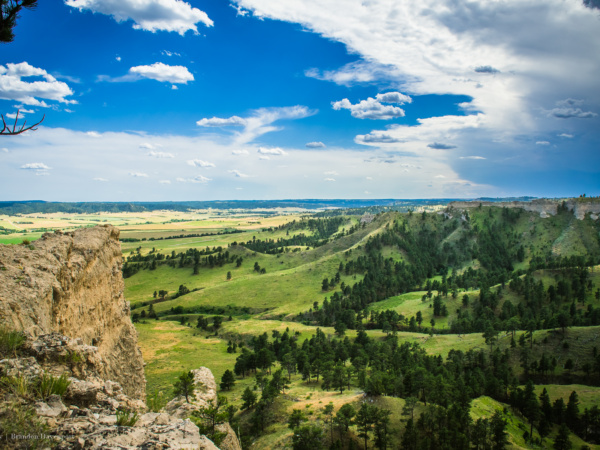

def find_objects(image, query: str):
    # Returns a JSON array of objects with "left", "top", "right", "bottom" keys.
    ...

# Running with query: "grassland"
[{"left": 4, "top": 205, "right": 600, "bottom": 448}]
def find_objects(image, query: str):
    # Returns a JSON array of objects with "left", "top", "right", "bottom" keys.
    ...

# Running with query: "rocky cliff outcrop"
[
  {"left": 0, "top": 226, "right": 145, "bottom": 400},
  {"left": 448, "top": 198, "right": 600, "bottom": 220},
  {"left": 1, "top": 333, "right": 216, "bottom": 449},
  {"left": 0, "top": 225, "right": 242, "bottom": 449}
]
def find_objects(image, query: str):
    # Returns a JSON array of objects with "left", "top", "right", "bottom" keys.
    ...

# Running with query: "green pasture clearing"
[
  {"left": 525, "top": 326, "right": 600, "bottom": 374},
  {"left": 120, "top": 227, "right": 302, "bottom": 255},
  {"left": 248, "top": 421, "right": 293, "bottom": 449},
  {"left": 219, "top": 317, "right": 491, "bottom": 358},
  {"left": 135, "top": 320, "right": 255, "bottom": 406},
  {"left": 220, "top": 319, "right": 329, "bottom": 343},
  {"left": 137, "top": 246, "right": 363, "bottom": 318},
  {"left": 471, "top": 395, "right": 600, "bottom": 449},
  {"left": 0, "top": 235, "right": 42, "bottom": 244},
  {"left": 120, "top": 228, "right": 227, "bottom": 240},
  {"left": 471, "top": 396, "right": 530, "bottom": 449},
  {"left": 552, "top": 216, "right": 598, "bottom": 256},
  {"left": 129, "top": 213, "right": 400, "bottom": 317},
  {"left": 368, "top": 290, "right": 469, "bottom": 331},
  {"left": 533, "top": 384, "right": 600, "bottom": 411}
]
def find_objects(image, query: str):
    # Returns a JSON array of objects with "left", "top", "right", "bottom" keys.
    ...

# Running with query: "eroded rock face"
[
  {"left": 0, "top": 226, "right": 145, "bottom": 400},
  {"left": 448, "top": 198, "right": 600, "bottom": 220}
]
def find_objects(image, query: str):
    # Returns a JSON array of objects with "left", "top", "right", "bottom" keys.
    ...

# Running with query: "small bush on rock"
[
  {"left": 36, "top": 373, "right": 70, "bottom": 400},
  {"left": 116, "top": 409, "right": 139, "bottom": 427}
]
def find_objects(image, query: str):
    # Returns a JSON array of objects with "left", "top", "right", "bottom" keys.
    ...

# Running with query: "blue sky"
[{"left": 1, "top": 0, "right": 599, "bottom": 201}]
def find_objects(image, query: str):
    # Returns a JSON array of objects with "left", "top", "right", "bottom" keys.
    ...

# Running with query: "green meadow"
[{"left": 7, "top": 206, "right": 599, "bottom": 448}]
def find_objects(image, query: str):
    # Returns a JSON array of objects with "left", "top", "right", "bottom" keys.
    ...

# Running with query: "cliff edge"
[
  {"left": 448, "top": 198, "right": 600, "bottom": 220},
  {"left": 0, "top": 225, "right": 145, "bottom": 400}
]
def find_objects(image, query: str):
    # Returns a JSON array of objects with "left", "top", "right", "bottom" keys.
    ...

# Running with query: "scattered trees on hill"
[{"left": 223, "top": 323, "right": 600, "bottom": 447}]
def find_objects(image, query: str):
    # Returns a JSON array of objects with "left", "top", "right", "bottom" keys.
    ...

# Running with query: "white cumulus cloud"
[
  {"left": 93, "top": 177, "right": 108, "bottom": 182},
  {"left": 148, "top": 151, "right": 175, "bottom": 158},
  {"left": 65, "top": 0, "right": 213, "bottom": 34},
  {"left": 187, "top": 159, "right": 215, "bottom": 167},
  {"left": 305, "top": 141, "right": 326, "bottom": 148},
  {"left": 159, "top": 179, "right": 171, "bottom": 184},
  {"left": 229, "top": 169, "right": 250, "bottom": 178},
  {"left": 21, "top": 162, "right": 51, "bottom": 170},
  {"left": 129, "top": 171, "right": 149, "bottom": 177},
  {"left": 0, "top": 62, "right": 75, "bottom": 106},
  {"left": 176, "top": 175, "right": 211, "bottom": 183},
  {"left": 129, "top": 62, "right": 193, "bottom": 84},
  {"left": 196, "top": 116, "right": 247, "bottom": 127},
  {"left": 5, "top": 108, "right": 35, "bottom": 119},
  {"left": 332, "top": 92, "right": 411, "bottom": 120},
  {"left": 234, "top": 0, "right": 600, "bottom": 161},
  {"left": 356, "top": 114, "right": 484, "bottom": 148},
  {"left": 257, "top": 147, "right": 286, "bottom": 156}
]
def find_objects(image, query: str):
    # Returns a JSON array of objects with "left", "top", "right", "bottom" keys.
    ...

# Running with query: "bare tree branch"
[{"left": 1, "top": 109, "right": 44, "bottom": 136}]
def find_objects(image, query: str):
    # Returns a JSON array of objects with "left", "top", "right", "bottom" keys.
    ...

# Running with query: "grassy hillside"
[{"left": 125, "top": 205, "right": 600, "bottom": 449}]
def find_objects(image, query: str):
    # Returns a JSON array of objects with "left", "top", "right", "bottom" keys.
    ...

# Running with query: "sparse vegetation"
[
  {"left": 35, "top": 373, "right": 71, "bottom": 400},
  {"left": 115, "top": 409, "right": 139, "bottom": 427},
  {"left": 0, "top": 326, "right": 26, "bottom": 357}
]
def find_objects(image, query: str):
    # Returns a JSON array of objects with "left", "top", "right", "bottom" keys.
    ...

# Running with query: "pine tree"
[
  {"left": 553, "top": 423, "right": 572, "bottom": 450},
  {"left": 522, "top": 380, "right": 540, "bottom": 439},
  {"left": 288, "top": 409, "right": 307, "bottom": 429},
  {"left": 334, "top": 403, "right": 356, "bottom": 446},
  {"left": 0, "top": 0, "right": 37, "bottom": 43},
  {"left": 241, "top": 386, "right": 256, "bottom": 410},
  {"left": 539, "top": 388, "right": 553, "bottom": 422},
  {"left": 322, "top": 403, "right": 334, "bottom": 444},
  {"left": 292, "top": 424, "right": 324, "bottom": 450},
  {"left": 173, "top": 371, "right": 195, "bottom": 403},
  {"left": 220, "top": 369, "right": 235, "bottom": 391},
  {"left": 192, "top": 395, "right": 228, "bottom": 447},
  {"left": 373, "top": 408, "right": 392, "bottom": 450},
  {"left": 565, "top": 391, "right": 580, "bottom": 433},
  {"left": 356, "top": 403, "right": 376, "bottom": 450},
  {"left": 401, "top": 418, "right": 418, "bottom": 450}
]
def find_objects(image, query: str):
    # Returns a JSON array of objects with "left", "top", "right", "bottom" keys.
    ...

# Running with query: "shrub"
[
  {"left": 147, "top": 389, "right": 167, "bottom": 413},
  {"left": 0, "top": 326, "right": 26, "bottom": 357},
  {"left": 36, "top": 373, "right": 71, "bottom": 400},
  {"left": 0, "top": 401, "right": 52, "bottom": 449},
  {"left": 59, "top": 350, "right": 82, "bottom": 366},
  {"left": 1, "top": 375, "right": 32, "bottom": 398},
  {"left": 116, "top": 409, "right": 139, "bottom": 427}
]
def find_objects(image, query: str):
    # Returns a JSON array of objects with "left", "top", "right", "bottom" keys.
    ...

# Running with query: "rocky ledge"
[{"left": 1, "top": 333, "right": 239, "bottom": 449}]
